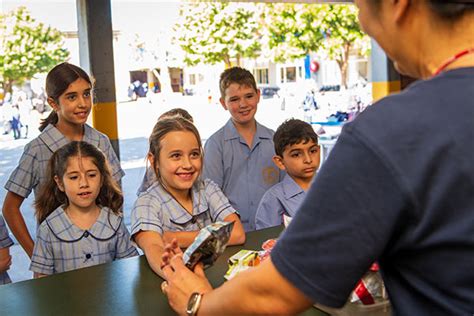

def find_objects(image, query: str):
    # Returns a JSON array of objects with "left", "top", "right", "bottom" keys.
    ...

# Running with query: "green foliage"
[
  {"left": 265, "top": 4, "right": 368, "bottom": 60},
  {"left": 173, "top": 2, "right": 369, "bottom": 87},
  {"left": 0, "top": 6, "right": 69, "bottom": 92},
  {"left": 263, "top": 4, "right": 326, "bottom": 62},
  {"left": 263, "top": 4, "right": 370, "bottom": 87},
  {"left": 173, "top": 2, "right": 261, "bottom": 67},
  {"left": 318, "top": 5, "right": 369, "bottom": 60}
]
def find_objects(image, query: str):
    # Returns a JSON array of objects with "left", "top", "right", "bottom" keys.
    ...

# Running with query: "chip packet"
[
  {"left": 314, "top": 263, "right": 391, "bottom": 315},
  {"left": 183, "top": 221, "right": 234, "bottom": 269},
  {"left": 224, "top": 250, "right": 260, "bottom": 280},
  {"left": 224, "top": 239, "right": 278, "bottom": 280},
  {"left": 350, "top": 263, "right": 386, "bottom": 305}
]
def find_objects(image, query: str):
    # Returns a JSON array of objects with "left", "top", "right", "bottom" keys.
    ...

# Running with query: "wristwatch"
[{"left": 186, "top": 292, "right": 203, "bottom": 316}]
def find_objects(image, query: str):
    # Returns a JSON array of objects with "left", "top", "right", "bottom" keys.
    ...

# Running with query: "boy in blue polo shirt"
[
  {"left": 204, "top": 67, "right": 283, "bottom": 231},
  {"left": 255, "top": 119, "right": 320, "bottom": 229}
]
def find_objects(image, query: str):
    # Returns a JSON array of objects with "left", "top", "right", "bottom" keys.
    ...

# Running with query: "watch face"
[
  {"left": 189, "top": 293, "right": 199, "bottom": 306},
  {"left": 187, "top": 292, "right": 202, "bottom": 316}
]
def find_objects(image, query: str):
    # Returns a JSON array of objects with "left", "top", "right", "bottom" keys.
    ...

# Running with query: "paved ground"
[{"left": 1, "top": 93, "right": 309, "bottom": 283}]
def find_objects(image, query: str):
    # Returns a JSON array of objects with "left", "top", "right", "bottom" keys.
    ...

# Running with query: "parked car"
[
  {"left": 259, "top": 85, "right": 280, "bottom": 99},
  {"left": 319, "top": 85, "right": 341, "bottom": 92}
]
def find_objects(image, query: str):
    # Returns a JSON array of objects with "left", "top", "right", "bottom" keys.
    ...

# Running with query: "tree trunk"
[
  {"left": 4, "top": 80, "right": 13, "bottom": 94},
  {"left": 337, "top": 43, "right": 351, "bottom": 89},
  {"left": 340, "top": 61, "right": 348, "bottom": 90},
  {"left": 223, "top": 54, "right": 232, "bottom": 68}
]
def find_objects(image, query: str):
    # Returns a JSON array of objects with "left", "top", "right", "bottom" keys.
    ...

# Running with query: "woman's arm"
[
  {"left": 134, "top": 230, "right": 166, "bottom": 278},
  {"left": 163, "top": 255, "right": 313, "bottom": 315},
  {"left": 0, "top": 248, "right": 12, "bottom": 274},
  {"left": 224, "top": 213, "right": 245, "bottom": 245},
  {"left": 2, "top": 192, "right": 34, "bottom": 258}
]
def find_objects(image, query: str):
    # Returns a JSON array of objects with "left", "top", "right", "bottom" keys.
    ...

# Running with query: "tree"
[
  {"left": 262, "top": 4, "right": 325, "bottom": 63},
  {"left": 264, "top": 4, "right": 369, "bottom": 88},
  {"left": 0, "top": 6, "right": 69, "bottom": 93},
  {"left": 173, "top": 2, "right": 261, "bottom": 67}
]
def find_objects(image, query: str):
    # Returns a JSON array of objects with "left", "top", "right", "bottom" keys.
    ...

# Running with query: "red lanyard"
[{"left": 433, "top": 48, "right": 474, "bottom": 76}]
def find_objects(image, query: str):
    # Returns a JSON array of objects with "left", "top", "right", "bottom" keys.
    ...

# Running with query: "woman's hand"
[
  {"left": 161, "top": 238, "right": 182, "bottom": 269},
  {"left": 161, "top": 253, "right": 213, "bottom": 315}
]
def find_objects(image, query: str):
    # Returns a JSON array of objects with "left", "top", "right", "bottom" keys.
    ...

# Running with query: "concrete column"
[
  {"left": 76, "top": 0, "right": 120, "bottom": 159},
  {"left": 370, "top": 39, "right": 401, "bottom": 102}
]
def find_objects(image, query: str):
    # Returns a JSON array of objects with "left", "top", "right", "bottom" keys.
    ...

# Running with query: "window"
[
  {"left": 280, "top": 66, "right": 297, "bottom": 83},
  {"left": 286, "top": 67, "right": 296, "bottom": 82},
  {"left": 254, "top": 68, "right": 269, "bottom": 84}
]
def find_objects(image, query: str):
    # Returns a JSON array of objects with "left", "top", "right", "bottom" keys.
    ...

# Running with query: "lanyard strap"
[{"left": 433, "top": 48, "right": 474, "bottom": 76}]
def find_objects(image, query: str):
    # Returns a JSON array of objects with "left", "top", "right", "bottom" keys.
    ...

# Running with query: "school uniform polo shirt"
[
  {"left": 130, "top": 179, "right": 237, "bottom": 236},
  {"left": 30, "top": 207, "right": 138, "bottom": 275},
  {"left": 5, "top": 124, "right": 125, "bottom": 198},
  {"left": 0, "top": 216, "right": 14, "bottom": 285},
  {"left": 255, "top": 175, "right": 306, "bottom": 230},
  {"left": 203, "top": 119, "right": 283, "bottom": 231}
]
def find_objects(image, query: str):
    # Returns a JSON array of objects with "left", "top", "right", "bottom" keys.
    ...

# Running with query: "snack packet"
[
  {"left": 183, "top": 221, "right": 234, "bottom": 269},
  {"left": 224, "top": 250, "right": 260, "bottom": 280},
  {"left": 314, "top": 263, "right": 390, "bottom": 315},
  {"left": 259, "top": 238, "right": 277, "bottom": 261},
  {"left": 224, "top": 239, "right": 278, "bottom": 280},
  {"left": 350, "top": 263, "right": 387, "bottom": 305}
]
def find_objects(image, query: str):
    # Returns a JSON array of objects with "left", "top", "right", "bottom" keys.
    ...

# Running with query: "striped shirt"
[
  {"left": 0, "top": 215, "right": 14, "bottom": 285},
  {"left": 5, "top": 123, "right": 125, "bottom": 198},
  {"left": 131, "top": 179, "right": 237, "bottom": 236},
  {"left": 30, "top": 206, "right": 138, "bottom": 275}
]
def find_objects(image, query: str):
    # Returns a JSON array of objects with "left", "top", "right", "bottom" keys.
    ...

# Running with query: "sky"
[
  {"left": 1, "top": 0, "right": 186, "bottom": 98},
  {"left": 1, "top": 0, "right": 182, "bottom": 37}
]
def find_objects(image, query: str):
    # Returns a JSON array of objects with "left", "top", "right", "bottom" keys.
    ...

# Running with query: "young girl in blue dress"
[
  {"left": 131, "top": 116, "right": 245, "bottom": 277},
  {"left": 2, "top": 62, "right": 124, "bottom": 259},
  {"left": 30, "top": 141, "right": 137, "bottom": 277}
]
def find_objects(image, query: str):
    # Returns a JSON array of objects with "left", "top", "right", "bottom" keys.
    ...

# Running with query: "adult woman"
[{"left": 161, "top": 1, "right": 474, "bottom": 315}]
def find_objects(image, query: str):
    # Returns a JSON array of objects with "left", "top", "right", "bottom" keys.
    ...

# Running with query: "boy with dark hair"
[
  {"left": 255, "top": 119, "right": 320, "bottom": 229},
  {"left": 204, "top": 67, "right": 283, "bottom": 231}
]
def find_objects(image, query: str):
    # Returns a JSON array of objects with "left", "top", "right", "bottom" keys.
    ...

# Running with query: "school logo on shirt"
[{"left": 262, "top": 167, "right": 279, "bottom": 185}]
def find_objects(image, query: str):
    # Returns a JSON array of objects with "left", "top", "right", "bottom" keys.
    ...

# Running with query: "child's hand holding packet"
[{"left": 183, "top": 221, "right": 234, "bottom": 269}]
